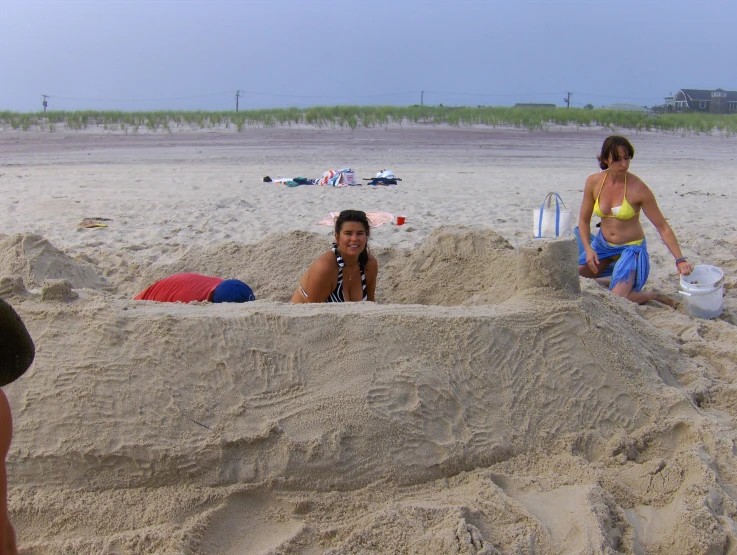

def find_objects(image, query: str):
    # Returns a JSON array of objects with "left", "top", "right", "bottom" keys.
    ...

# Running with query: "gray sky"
[{"left": 2, "top": 0, "right": 736, "bottom": 112}]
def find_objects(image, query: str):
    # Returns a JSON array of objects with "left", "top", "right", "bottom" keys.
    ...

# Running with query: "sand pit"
[{"left": 2, "top": 125, "right": 737, "bottom": 553}]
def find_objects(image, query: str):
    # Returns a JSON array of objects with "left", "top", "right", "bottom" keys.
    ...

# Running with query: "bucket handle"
[
  {"left": 682, "top": 275, "right": 724, "bottom": 289},
  {"left": 679, "top": 287, "right": 723, "bottom": 297}
]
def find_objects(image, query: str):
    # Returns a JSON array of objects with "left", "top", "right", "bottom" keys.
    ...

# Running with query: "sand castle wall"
[{"left": 2, "top": 199, "right": 734, "bottom": 553}]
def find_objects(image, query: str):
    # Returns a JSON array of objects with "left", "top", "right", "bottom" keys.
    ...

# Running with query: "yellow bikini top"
[{"left": 593, "top": 171, "right": 637, "bottom": 220}]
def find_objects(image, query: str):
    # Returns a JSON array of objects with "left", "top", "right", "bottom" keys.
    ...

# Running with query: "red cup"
[{"left": 396, "top": 215, "right": 406, "bottom": 226}]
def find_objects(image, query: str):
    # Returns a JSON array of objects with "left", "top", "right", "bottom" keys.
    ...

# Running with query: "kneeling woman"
[
  {"left": 291, "top": 210, "right": 378, "bottom": 303},
  {"left": 578, "top": 135, "right": 692, "bottom": 305}
]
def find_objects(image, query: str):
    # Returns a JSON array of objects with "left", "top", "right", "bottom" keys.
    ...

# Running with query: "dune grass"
[{"left": 1, "top": 106, "right": 736, "bottom": 135}]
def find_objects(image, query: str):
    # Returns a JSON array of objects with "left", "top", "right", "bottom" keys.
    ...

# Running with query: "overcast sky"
[{"left": 2, "top": 0, "right": 736, "bottom": 112}]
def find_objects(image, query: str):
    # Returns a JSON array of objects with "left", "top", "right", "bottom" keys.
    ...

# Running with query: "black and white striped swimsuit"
[{"left": 327, "top": 244, "right": 367, "bottom": 302}]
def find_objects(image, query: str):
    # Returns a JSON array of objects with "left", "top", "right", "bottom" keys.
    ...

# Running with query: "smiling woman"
[{"left": 291, "top": 210, "right": 379, "bottom": 303}]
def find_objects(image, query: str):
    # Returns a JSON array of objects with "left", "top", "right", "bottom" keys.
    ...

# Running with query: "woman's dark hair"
[
  {"left": 0, "top": 299, "right": 35, "bottom": 387},
  {"left": 334, "top": 209, "right": 370, "bottom": 268},
  {"left": 597, "top": 135, "right": 635, "bottom": 170}
]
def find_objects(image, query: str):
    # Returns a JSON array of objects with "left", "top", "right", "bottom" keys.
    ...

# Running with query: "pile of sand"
[
  {"left": 0, "top": 233, "right": 107, "bottom": 291},
  {"left": 109, "top": 227, "right": 520, "bottom": 305},
  {"left": 3, "top": 228, "right": 737, "bottom": 554}
]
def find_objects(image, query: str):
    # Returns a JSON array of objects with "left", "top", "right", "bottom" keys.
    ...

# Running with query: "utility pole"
[
  {"left": 42, "top": 94, "right": 49, "bottom": 113},
  {"left": 235, "top": 90, "right": 242, "bottom": 112},
  {"left": 421, "top": 91, "right": 424, "bottom": 106},
  {"left": 564, "top": 92, "right": 571, "bottom": 109}
]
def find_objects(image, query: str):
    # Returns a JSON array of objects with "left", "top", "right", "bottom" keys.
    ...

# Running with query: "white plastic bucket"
[{"left": 679, "top": 265, "right": 724, "bottom": 319}]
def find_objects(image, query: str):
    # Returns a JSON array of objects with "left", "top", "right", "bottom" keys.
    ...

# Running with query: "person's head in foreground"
[
  {"left": 0, "top": 298, "right": 35, "bottom": 387},
  {"left": 211, "top": 280, "right": 256, "bottom": 303},
  {"left": 291, "top": 209, "right": 378, "bottom": 303},
  {"left": 0, "top": 298, "right": 35, "bottom": 553}
]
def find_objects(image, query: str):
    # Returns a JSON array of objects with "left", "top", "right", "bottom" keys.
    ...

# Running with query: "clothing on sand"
[
  {"left": 365, "top": 177, "right": 400, "bottom": 186},
  {"left": 264, "top": 176, "right": 316, "bottom": 186},
  {"left": 364, "top": 169, "right": 401, "bottom": 185},
  {"left": 134, "top": 273, "right": 255, "bottom": 303}
]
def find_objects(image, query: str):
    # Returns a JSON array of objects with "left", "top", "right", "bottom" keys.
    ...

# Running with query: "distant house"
[
  {"left": 665, "top": 89, "right": 737, "bottom": 113},
  {"left": 514, "top": 103, "right": 557, "bottom": 109}
]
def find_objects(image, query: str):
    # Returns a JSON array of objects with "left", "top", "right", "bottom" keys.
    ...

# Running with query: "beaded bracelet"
[{"left": 675, "top": 257, "right": 688, "bottom": 265}]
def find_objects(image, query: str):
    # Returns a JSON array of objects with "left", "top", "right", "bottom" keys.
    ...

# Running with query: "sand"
[{"left": 1, "top": 123, "right": 736, "bottom": 554}]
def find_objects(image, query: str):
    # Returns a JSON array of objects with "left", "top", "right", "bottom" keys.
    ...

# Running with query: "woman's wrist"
[{"left": 675, "top": 257, "right": 687, "bottom": 265}]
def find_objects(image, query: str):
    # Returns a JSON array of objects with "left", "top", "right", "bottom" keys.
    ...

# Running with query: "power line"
[
  {"left": 424, "top": 90, "right": 561, "bottom": 97},
  {"left": 37, "top": 88, "right": 669, "bottom": 107},
  {"left": 571, "top": 91, "right": 665, "bottom": 101},
  {"left": 47, "top": 91, "right": 233, "bottom": 103},
  {"left": 235, "top": 90, "right": 418, "bottom": 99}
]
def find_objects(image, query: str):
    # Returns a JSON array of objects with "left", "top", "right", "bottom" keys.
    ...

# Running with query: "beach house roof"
[
  {"left": 672, "top": 88, "right": 737, "bottom": 113},
  {"left": 679, "top": 88, "right": 737, "bottom": 101}
]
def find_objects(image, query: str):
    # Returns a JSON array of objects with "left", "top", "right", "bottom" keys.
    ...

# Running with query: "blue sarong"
[{"left": 577, "top": 230, "right": 649, "bottom": 292}]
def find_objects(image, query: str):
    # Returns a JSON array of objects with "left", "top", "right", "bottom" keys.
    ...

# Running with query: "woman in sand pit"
[
  {"left": 291, "top": 210, "right": 378, "bottom": 303},
  {"left": 578, "top": 135, "right": 692, "bottom": 305}
]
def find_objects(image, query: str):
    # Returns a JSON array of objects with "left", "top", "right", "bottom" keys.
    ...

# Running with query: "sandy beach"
[{"left": 1, "top": 123, "right": 737, "bottom": 554}]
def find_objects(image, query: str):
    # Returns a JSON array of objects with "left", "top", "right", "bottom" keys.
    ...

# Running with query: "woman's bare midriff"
[{"left": 599, "top": 218, "right": 645, "bottom": 246}]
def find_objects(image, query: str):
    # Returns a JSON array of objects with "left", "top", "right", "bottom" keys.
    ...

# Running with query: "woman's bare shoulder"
[
  {"left": 627, "top": 172, "right": 652, "bottom": 197},
  {"left": 586, "top": 171, "right": 604, "bottom": 186},
  {"left": 626, "top": 172, "right": 647, "bottom": 187},
  {"left": 310, "top": 250, "right": 338, "bottom": 274}
]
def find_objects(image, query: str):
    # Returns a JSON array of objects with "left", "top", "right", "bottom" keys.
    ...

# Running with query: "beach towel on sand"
[
  {"left": 319, "top": 212, "right": 394, "bottom": 228},
  {"left": 318, "top": 169, "right": 355, "bottom": 187}
]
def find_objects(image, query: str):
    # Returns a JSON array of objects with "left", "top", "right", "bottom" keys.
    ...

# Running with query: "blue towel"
[
  {"left": 577, "top": 230, "right": 649, "bottom": 291},
  {"left": 574, "top": 227, "right": 613, "bottom": 278}
]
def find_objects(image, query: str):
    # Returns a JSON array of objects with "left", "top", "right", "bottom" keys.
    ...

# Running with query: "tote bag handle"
[{"left": 536, "top": 192, "right": 567, "bottom": 237}]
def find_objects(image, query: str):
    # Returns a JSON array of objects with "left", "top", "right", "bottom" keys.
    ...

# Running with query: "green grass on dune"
[{"left": 1, "top": 106, "right": 736, "bottom": 135}]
